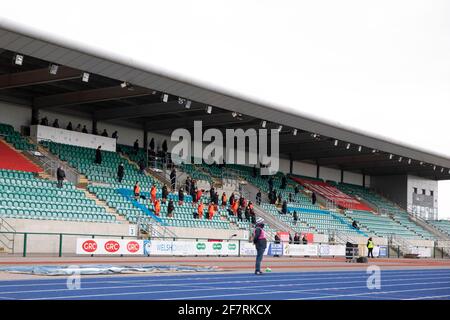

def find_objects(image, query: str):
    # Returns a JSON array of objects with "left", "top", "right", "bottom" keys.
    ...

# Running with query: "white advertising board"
[
  {"left": 143, "top": 240, "right": 239, "bottom": 256},
  {"left": 31, "top": 125, "right": 116, "bottom": 152},
  {"left": 283, "top": 244, "right": 319, "bottom": 256}
]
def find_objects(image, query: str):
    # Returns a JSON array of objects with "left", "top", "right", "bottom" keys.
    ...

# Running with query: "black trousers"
[{"left": 368, "top": 248, "right": 374, "bottom": 258}]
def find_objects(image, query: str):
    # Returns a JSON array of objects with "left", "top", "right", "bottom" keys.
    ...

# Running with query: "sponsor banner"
[
  {"left": 318, "top": 244, "right": 346, "bottom": 256},
  {"left": 239, "top": 242, "right": 269, "bottom": 256},
  {"left": 376, "top": 246, "right": 388, "bottom": 257},
  {"left": 267, "top": 243, "right": 283, "bottom": 256},
  {"left": 283, "top": 244, "right": 319, "bottom": 256},
  {"left": 143, "top": 240, "right": 239, "bottom": 256},
  {"left": 76, "top": 238, "right": 143, "bottom": 255}
]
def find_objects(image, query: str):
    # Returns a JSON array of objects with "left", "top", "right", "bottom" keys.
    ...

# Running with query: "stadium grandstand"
[{"left": 0, "top": 17, "right": 450, "bottom": 302}]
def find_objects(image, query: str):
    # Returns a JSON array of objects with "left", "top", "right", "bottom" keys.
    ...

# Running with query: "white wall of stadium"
[{"left": 1, "top": 101, "right": 369, "bottom": 186}]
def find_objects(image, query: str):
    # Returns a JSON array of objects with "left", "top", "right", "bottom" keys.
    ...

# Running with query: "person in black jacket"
[
  {"left": 281, "top": 175, "right": 287, "bottom": 189},
  {"left": 294, "top": 185, "right": 299, "bottom": 194},
  {"left": 170, "top": 168, "right": 177, "bottom": 190},
  {"left": 256, "top": 190, "right": 262, "bottom": 205},
  {"left": 101, "top": 129, "right": 108, "bottom": 137},
  {"left": 167, "top": 199, "right": 175, "bottom": 217},
  {"left": 253, "top": 218, "right": 267, "bottom": 275},
  {"left": 312, "top": 192, "right": 317, "bottom": 205},
  {"left": 161, "top": 184, "right": 169, "bottom": 204},
  {"left": 294, "top": 233, "right": 301, "bottom": 244},
  {"left": 117, "top": 163, "right": 124, "bottom": 183},
  {"left": 178, "top": 187, "right": 184, "bottom": 205},
  {"left": 302, "top": 235, "right": 308, "bottom": 245},
  {"left": 293, "top": 211, "right": 298, "bottom": 225},
  {"left": 133, "top": 139, "right": 139, "bottom": 154},
  {"left": 94, "top": 146, "right": 102, "bottom": 164},
  {"left": 66, "top": 122, "right": 73, "bottom": 131},
  {"left": 53, "top": 119, "right": 60, "bottom": 128},
  {"left": 56, "top": 166, "right": 65, "bottom": 188},
  {"left": 281, "top": 200, "right": 288, "bottom": 214},
  {"left": 82, "top": 125, "right": 88, "bottom": 134}
]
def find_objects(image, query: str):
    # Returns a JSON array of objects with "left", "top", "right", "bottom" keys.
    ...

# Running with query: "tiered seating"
[
  {"left": 260, "top": 203, "right": 318, "bottom": 234},
  {"left": 0, "top": 169, "right": 116, "bottom": 223},
  {"left": 291, "top": 176, "right": 372, "bottom": 211},
  {"left": 337, "top": 183, "right": 435, "bottom": 240},
  {"left": 344, "top": 210, "right": 423, "bottom": 239},
  {"left": 428, "top": 220, "right": 450, "bottom": 236},
  {"left": 89, "top": 184, "right": 236, "bottom": 229},
  {"left": 0, "top": 123, "right": 35, "bottom": 151},
  {"left": 42, "top": 141, "right": 161, "bottom": 188}
]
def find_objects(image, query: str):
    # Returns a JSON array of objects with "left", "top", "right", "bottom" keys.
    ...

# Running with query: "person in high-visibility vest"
[
  {"left": 208, "top": 202, "right": 215, "bottom": 220},
  {"left": 150, "top": 185, "right": 157, "bottom": 203},
  {"left": 154, "top": 199, "right": 161, "bottom": 216},
  {"left": 367, "top": 237, "right": 375, "bottom": 258},
  {"left": 198, "top": 202, "right": 204, "bottom": 219}
]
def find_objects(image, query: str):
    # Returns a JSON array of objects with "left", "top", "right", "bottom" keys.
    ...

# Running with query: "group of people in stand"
[
  {"left": 39, "top": 117, "right": 118, "bottom": 139},
  {"left": 274, "top": 233, "right": 309, "bottom": 245}
]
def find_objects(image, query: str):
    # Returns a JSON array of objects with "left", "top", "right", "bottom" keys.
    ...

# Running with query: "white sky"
[{"left": 1, "top": 0, "right": 449, "bottom": 218}]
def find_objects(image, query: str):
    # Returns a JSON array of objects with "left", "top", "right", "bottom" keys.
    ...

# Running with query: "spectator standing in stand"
[
  {"left": 94, "top": 146, "right": 102, "bottom": 164},
  {"left": 56, "top": 166, "right": 65, "bottom": 188},
  {"left": 117, "top": 162, "right": 124, "bottom": 183}
]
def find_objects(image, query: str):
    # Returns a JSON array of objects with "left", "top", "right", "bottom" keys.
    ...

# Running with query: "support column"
[
  {"left": 362, "top": 173, "right": 366, "bottom": 187},
  {"left": 143, "top": 123, "right": 148, "bottom": 168},
  {"left": 316, "top": 161, "right": 320, "bottom": 179},
  {"left": 92, "top": 119, "right": 98, "bottom": 135},
  {"left": 340, "top": 169, "right": 344, "bottom": 183},
  {"left": 289, "top": 153, "right": 293, "bottom": 174},
  {"left": 31, "top": 104, "right": 39, "bottom": 125}
]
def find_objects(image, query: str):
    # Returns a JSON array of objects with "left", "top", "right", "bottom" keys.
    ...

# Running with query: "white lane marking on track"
[
  {"left": 1, "top": 269, "right": 449, "bottom": 289},
  {"left": 3, "top": 274, "right": 449, "bottom": 296},
  {"left": 24, "top": 280, "right": 450, "bottom": 300},
  {"left": 291, "top": 286, "right": 450, "bottom": 300},
  {"left": 403, "top": 294, "right": 450, "bottom": 300}
]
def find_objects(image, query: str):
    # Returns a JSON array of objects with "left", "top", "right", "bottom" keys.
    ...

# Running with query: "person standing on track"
[
  {"left": 253, "top": 218, "right": 267, "bottom": 275},
  {"left": 367, "top": 237, "right": 375, "bottom": 258}
]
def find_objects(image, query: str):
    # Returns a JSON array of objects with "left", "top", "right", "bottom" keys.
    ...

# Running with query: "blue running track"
[{"left": 0, "top": 268, "right": 450, "bottom": 300}]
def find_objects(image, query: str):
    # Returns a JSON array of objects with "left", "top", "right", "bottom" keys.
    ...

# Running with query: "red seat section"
[
  {"left": 0, "top": 140, "right": 42, "bottom": 173},
  {"left": 291, "top": 177, "right": 373, "bottom": 211}
]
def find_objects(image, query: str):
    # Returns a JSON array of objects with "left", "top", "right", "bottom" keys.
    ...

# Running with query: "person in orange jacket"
[
  {"left": 232, "top": 200, "right": 239, "bottom": 216},
  {"left": 133, "top": 182, "right": 140, "bottom": 200},
  {"left": 150, "top": 184, "right": 157, "bottom": 203},
  {"left": 154, "top": 199, "right": 161, "bottom": 216},
  {"left": 196, "top": 189, "right": 203, "bottom": 203},
  {"left": 198, "top": 202, "right": 204, "bottom": 219},
  {"left": 208, "top": 202, "right": 215, "bottom": 220}
]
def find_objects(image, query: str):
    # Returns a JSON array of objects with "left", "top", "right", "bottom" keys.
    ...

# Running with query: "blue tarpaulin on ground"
[{"left": 0, "top": 264, "right": 220, "bottom": 276}]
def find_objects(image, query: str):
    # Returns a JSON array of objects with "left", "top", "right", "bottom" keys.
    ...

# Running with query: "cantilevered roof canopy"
[{"left": 1, "top": 23, "right": 450, "bottom": 180}]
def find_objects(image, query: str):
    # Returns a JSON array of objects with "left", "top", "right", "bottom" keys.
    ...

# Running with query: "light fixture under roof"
[
  {"left": 398, "top": 157, "right": 403, "bottom": 162},
  {"left": 372, "top": 149, "right": 377, "bottom": 153},
  {"left": 408, "top": 159, "right": 412, "bottom": 165},
  {"left": 206, "top": 106, "right": 213, "bottom": 114},
  {"left": 293, "top": 129, "right": 298, "bottom": 136},
  {"left": 334, "top": 140, "right": 339, "bottom": 147},
  {"left": 49, "top": 64, "right": 59, "bottom": 75},
  {"left": 433, "top": 165, "right": 436, "bottom": 171},
  {"left": 261, "top": 120, "right": 267, "bottom": 128},
  {"left": 346, "top": 143, "right": 351, "bottom": 150},
  {"left": 162, "top": 94, "right": 169, "bottom": 103},
  {"left": 441, "top": 168, "right": 444, "bottom": 173},
  {"left": 420, "top": 161, "right": 424, "bottom": 165},
  {"left": 82, "top": 72, "right": 90, "bottom": 83},
  {"left": 185, "top": 100, "right": 192, "bottom": 109},
  {"left": 389, "top": 154, "right": 393, "bottom": 160},
  {"left": 177, "top": 97, "right": 185, "bottom": 105},
  {"left": 278, "top": 125, "right": 283, "bottom": 132},
  {"left": 13, "top": 54, "right": 23, "bottom": 65},
  {"left": 358, "top": 146, "right": 362, "bottom": 152}
]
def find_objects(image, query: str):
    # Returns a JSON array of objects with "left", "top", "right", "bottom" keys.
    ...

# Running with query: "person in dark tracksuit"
[{"left": 253, "top": 218, "right": 267, "bottom": 275}]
